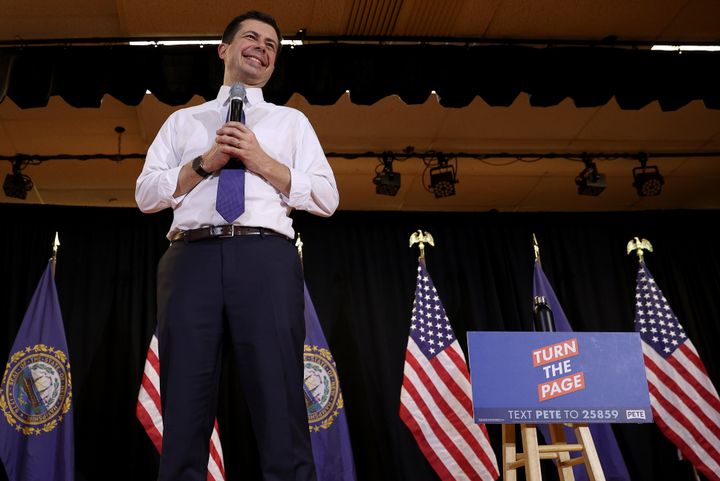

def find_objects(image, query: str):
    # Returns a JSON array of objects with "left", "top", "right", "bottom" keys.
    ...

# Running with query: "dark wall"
[{"left": 2, "top": 204, "right": 718, "bottom": 481}]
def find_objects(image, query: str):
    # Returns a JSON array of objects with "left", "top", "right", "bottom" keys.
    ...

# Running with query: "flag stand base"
[{"left": 501, "top": 423, "right": 606, "bottom": 481}]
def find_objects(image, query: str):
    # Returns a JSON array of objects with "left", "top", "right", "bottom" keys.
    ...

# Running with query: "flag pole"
[
  {"left": 409, "top": 230, "right": 435, "bottom": 260},
  {"left": 295, "top": 233, "right": 304, "bottom": 267},
  {"left": 532, "top": 233, "right": 541, "bottom": 265},
  {"left": 626, "top": 237, "right": 653, "bottom": 262},
  {"left": 51, "top": 231, "right": 60, "bottom": 278},
  {"left": 678, "top": 449, "right": 702, "bottom": 481}
]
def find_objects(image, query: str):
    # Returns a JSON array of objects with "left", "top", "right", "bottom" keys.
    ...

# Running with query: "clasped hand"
[{"left": 202, "top": 121, "right": 273, "bottom": 176}]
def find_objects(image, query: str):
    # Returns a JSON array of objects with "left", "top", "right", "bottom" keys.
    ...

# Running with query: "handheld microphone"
[
  {"left": 226, "top": 83, "right": 246, "bottom": 169},
  {"left": 228, "top": 82, "right": 246, "bottom": 123}
]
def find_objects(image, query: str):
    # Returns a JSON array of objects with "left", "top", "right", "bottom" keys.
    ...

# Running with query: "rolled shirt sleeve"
[
  {"left": 135, "top": 114, "right": 187, "bottom": 213},
  {"left": 281, "top": 116, "right": 339, "bottom": 217}
]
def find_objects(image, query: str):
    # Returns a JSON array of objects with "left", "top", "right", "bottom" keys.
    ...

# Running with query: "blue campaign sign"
[{"left": 467, "top": 331, "right": 652, "bottom": 424}]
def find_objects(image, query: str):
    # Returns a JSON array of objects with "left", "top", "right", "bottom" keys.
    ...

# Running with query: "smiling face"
[{"left": 219, "top": 18, "right": 279, "bottom": 88}]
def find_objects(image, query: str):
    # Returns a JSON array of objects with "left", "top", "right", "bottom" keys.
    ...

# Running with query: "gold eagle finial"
[
  {"left": 627, "top": 237, "right": 653, "bottom": 262},
  {"left": 409, "top": 230, "right": 435, "bottom": 260}
]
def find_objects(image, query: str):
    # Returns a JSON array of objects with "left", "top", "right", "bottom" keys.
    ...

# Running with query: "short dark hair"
[{"left": 221, "top": 10, "right": 283, "bottom": 47}]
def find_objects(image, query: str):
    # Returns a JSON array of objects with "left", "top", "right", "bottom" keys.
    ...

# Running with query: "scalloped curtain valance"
[{"left": 1, "top": 44, "right": 718, "bottom": 111}]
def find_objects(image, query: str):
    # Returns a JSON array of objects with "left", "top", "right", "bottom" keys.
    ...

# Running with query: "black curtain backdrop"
[
  {"left": 2, "top": 204, "right": 719, "bottom": 481},
  {"left": 1, "top": 44, "right": 719, "bottom": 111}
]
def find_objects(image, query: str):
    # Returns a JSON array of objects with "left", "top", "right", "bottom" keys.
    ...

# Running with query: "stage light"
[
  {"left": 575, "top": 156, "right": 606, "bottom": 196},
  {"left": 373, "top": 152, "right": 401, "bottom": 196},
  {"left": 3, "top": 160, "right": 33, "bottom": 199},
  {"left": 632, "top": 154, "right": 664, "bottom": 197},
  {"left": 428, "top": 154, "right": 457, "bottom": 198}
]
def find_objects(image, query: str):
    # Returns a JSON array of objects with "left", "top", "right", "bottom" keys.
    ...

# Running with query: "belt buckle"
[{"left": 211, "top": 226, "right": 234, "bottom": 238}]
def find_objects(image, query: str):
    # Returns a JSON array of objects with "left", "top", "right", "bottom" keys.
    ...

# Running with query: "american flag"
[
  {"left": 400, "top": 261, "right": 499, "bottom": 481},
  {"left": 634, "top": 261, "right": 720, "bottom": 481},
  {"left": 136, "top": 333, "right": 226, "bottom": 481}
]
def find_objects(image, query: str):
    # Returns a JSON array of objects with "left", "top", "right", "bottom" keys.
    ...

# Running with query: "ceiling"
[{"left": 1, "top": 0, "right": 720, "bottom": 212}]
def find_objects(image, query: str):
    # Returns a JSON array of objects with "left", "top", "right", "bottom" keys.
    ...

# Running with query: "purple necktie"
[{"left": 216, "top": 104, "right": 246, "bottom": 223}]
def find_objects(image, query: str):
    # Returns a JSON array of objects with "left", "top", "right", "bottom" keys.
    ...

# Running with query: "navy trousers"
[{"left": 155, "top": 234, "right": 316, "bottom": 481}]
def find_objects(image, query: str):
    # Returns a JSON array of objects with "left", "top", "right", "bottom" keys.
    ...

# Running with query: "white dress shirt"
[{"left": 135, "top": 85, "right": 339, "bottom": 239}]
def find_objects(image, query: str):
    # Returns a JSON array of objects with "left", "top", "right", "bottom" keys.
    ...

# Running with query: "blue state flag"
[
  {"left": 303, "top": 283, "right": 356, "bottom": 481},
  {"left": 0, "top": 260, "right": 74, "bottom": 481},
  {"left": 534, "top": 259, "right": 631, "bottom": 481}
]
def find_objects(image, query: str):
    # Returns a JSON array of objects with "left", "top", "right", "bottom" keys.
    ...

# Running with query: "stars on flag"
[
  {"left": 409, "top": 267, "right": 456, "bottom": 358},
  {"left": 634, "top": 269, "right": 688, "bottom": 357}
]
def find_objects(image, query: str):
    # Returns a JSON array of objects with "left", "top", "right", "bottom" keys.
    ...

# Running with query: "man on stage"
[{"left": 135, "top": 10, "right": 338, "bottom": 481}]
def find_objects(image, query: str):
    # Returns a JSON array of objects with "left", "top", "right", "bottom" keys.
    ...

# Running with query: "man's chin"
[
  {"left": 239, "top": 70, "right": 272, "bottom": 87},
  {"left": 240, "top": 77, "right": 270, "bottom": 88}
]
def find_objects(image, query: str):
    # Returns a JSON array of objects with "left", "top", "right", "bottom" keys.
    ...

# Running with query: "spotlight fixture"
[
  {"left": 3, "top": 160, "right": 33, "bottom": 200},
  {"left": 575, "top": 156, "right": 606, "bottom": 196},
  {"left": 632, "top": 154, "right": 664, "bottom": 197},
  {"left": 373, "top": 152, "right": 401, "bottom": 196},
  {"left": 428, "top": 154, "right": 458, "bottom": 198}
]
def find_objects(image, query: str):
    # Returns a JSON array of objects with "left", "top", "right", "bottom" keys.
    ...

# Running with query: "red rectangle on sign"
[
  {"left": 531, "top": 338, "right": 579, "bottom": 367},
  {"left": 538, "top": 372, "right": 586, "bottom": 401}
]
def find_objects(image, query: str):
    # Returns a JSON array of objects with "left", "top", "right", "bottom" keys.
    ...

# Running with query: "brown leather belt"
[{"left": 171, "top": 225, "right": 291, "bottom": 243}]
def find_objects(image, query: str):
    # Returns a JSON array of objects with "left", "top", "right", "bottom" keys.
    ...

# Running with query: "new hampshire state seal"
[
  {"left": 304, "top": 344, "right": 343, "bottom": 432},
  {"left": 0, "top": 344, "right": 72, "bottom": 435}
]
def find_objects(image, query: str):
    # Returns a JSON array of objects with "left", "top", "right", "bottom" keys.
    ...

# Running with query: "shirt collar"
[{"left": 217, "top": 84, "right": 264, "bottom": 108}]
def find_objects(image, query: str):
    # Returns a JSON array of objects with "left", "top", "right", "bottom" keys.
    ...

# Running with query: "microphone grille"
[{"left": 229, "top": 82, "right": 246, "bottom": 100}]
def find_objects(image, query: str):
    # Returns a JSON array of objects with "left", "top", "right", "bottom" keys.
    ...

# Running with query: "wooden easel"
[{"left": 501, "top": 423, "right": 606, "bottom": 481}]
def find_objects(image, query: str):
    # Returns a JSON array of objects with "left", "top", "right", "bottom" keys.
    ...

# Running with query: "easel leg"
[
  {"left": 521, "top": 424, "right": 542, "bottom": 481},
  {"left": 574, "top": 425, "right": 606, "bottom": 481},
  {"left": 549, "top": 424, "right": 575, "bottom": 481},
  {"left": 502, "top": 424, "right": 517, "bottom": 481}
]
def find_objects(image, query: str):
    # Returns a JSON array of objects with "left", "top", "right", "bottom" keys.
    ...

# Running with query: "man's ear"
[{"left": 218, "top": 43, "right": 227, "bottom": 60}]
